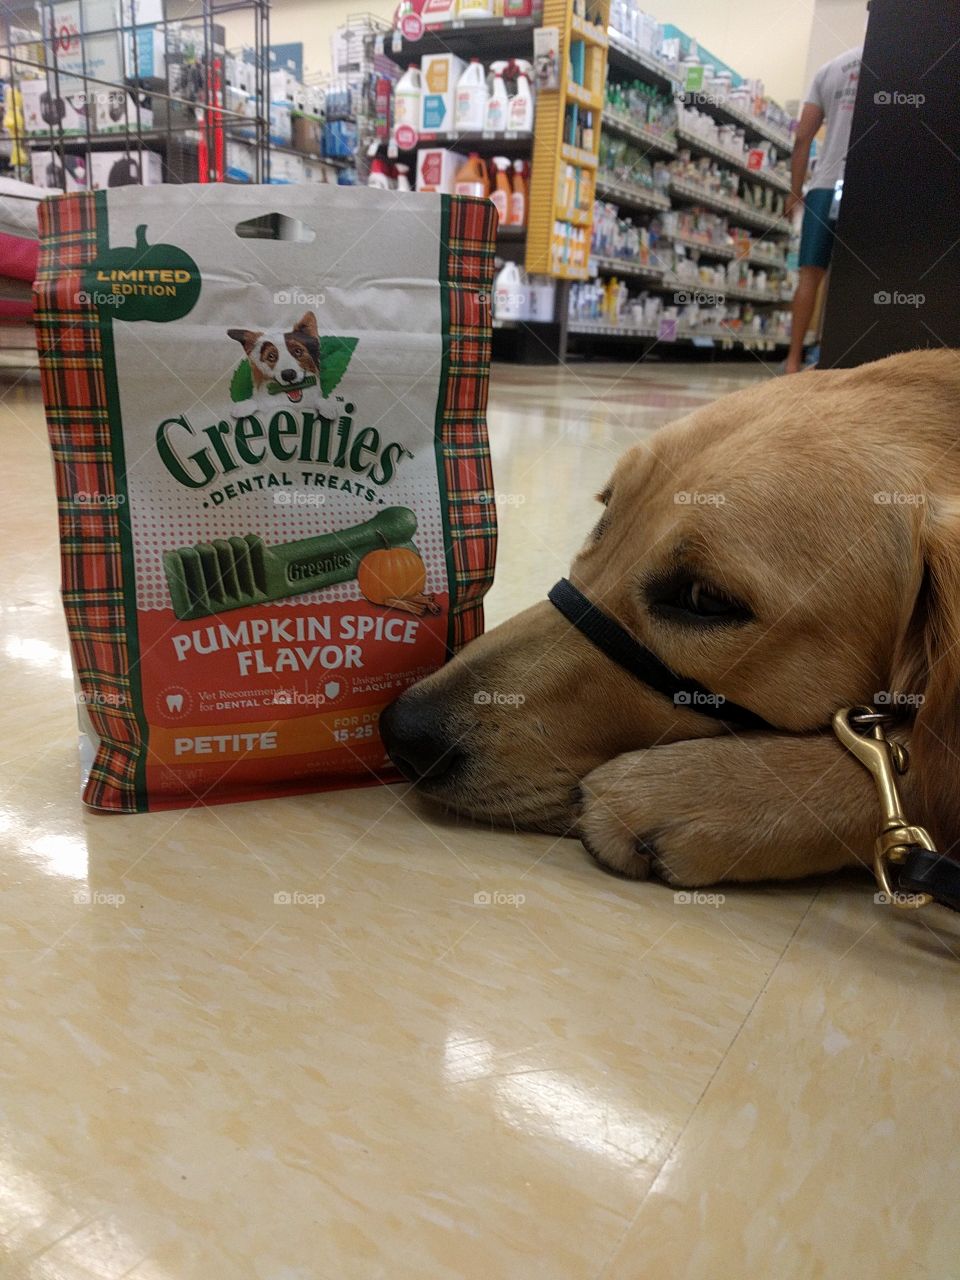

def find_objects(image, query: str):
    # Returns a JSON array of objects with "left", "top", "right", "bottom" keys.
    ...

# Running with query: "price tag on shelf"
[
  {"left": 400, "top": 12, "right": 423, "bottom": 40},
  {"left": 481, "top": 130, "right": 495, "bottom": 140},
  {"left": 504, "top": 130, "right": 517, "bottom": 140},
  {"left": 503, "top": 16, "right": 516, "bottom": 24}
]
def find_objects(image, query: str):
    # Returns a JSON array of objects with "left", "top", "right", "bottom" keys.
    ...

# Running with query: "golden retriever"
[{"left": 379, "top": 350, "right": 960, "bottom": 888}]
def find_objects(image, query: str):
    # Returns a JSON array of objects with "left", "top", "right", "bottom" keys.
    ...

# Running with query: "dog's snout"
[
  {"left": 280, "top": 368, "right": 298, "bottom": 383},
  {"left": 379, "top": 693, "right": 459, "bottom": 785}
]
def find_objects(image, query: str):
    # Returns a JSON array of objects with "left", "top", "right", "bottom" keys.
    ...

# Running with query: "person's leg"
[
  {"left": 786, "top": 266, "right": 826, "bottom": 373},
  {"left": 786, "top": 188, "right": 835, "bottom": 374}
]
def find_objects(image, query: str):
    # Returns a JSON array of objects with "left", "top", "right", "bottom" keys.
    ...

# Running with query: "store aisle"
[{"left": 3, "top": 361, "right": 958, "bottom": 1280}]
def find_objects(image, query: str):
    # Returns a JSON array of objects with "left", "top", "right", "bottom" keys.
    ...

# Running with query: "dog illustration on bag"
[{"left": 227, "top": 311, "right": 343, "bottom": 419}]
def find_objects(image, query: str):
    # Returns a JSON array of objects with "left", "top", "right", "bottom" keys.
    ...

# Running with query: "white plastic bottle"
[
  {"left": 455, "top": 59, "right": 488, "bottom": 132},
  {"left": 485, "top": 61, "right": 510, "bottom": 133},
  {"left": 395, "top": 163, "right": 412, "bottom": 192},
  {"left": 508, "top": 59, "right": 535, "bottom": 132},
  {"left": 392, "top": 64, "right": 422, "bottom": 136}
]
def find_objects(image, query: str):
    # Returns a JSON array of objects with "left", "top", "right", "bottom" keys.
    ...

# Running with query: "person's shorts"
[{"left": 798, "top": 188, "right": 836, "bottom": 269}]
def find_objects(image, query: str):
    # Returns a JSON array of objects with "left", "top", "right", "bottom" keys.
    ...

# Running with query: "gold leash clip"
[{"left": 833, "top": 707, "right": 934, "bottom": 909}]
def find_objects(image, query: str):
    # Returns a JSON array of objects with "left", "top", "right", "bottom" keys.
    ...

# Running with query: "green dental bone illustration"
[{"left": 163, "top": 506, "right": 418, "bottom": 620}]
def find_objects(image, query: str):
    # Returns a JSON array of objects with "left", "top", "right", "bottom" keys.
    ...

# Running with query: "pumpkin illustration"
[
  {"left": 82, "top": 223, "right": 201, "bottom": 323},
  {"left": 358, "top": 547, "right": 426, "bottom": 606}
]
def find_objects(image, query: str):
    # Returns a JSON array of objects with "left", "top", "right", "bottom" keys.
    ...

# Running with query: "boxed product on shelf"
[
  {"left": 420, "top": 53, "right": 466, "bottom": 133},
  {"left": 291, "top": 114, "right": 322, "bottom": 157},
  {"left": 322, "top": 119, "right": 358, "bottom": 159},
  {"left": 268, "top": 151, "right": 307, "bottom": 184},
  {"left": 31, "top": 149, "right": 89, "bottom": 191},
  {"left": 225, "top": 139, "right": 257, "bottom": 182},
  {"left": 416, "top": 148, "right": 467, "bottom": 194},
  {"left": 269, "top": 103, "right": 293, "bottom": 146},
  {"left": 91, "top": 87, "right": 154, "bottom": 133},
  {"left": 21, "top": 76, "right": 91, "bottom": 135},
  {"left": 89, "top": 149, "right": 162, "bottom": 188},
  {"left": 269, "top": 69, "right": 298, "bottom": 104}
]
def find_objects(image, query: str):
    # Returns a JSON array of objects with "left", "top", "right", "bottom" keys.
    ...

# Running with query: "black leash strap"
[
  {"left": 548, "top": 578, "right": 773, "bottom": 732},
  {"left": 897, "top": 847, "right": 960, "bottom": 912}
]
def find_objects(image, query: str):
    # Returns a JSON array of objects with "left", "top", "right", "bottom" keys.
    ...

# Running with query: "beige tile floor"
[{"left": 3, "top": 358, "right": 960, "bottom": 1280}]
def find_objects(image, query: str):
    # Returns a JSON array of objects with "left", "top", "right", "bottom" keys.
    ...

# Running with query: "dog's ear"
[
  {"left": 294, "top": 312, "right": 318, "bottom": 339},
  {"left": 890, "top": 505, "right": 960, "bottom": 853},
  {"left": 227, "top": 328, "right": 260, "bottom": 354}
]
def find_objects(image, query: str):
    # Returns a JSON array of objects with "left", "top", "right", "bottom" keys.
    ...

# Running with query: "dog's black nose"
[
  {"left": 379, "top": 693, "right": 459, "bottom": 784},
  {"left": 280, "top": 368, "right": 298, "bottom": 383}
]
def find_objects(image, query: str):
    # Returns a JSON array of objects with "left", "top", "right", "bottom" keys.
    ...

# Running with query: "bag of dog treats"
[{"left": 36, "top": 185, "right": 497, "bottom": 811}]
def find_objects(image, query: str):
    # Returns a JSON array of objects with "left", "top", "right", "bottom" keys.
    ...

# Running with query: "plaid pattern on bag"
[
  {"left": 438, "top": 196, "right": 498, "bottom": 655},
  {"left": 35, "top": 192, "right": 144, "bottom": 811}
]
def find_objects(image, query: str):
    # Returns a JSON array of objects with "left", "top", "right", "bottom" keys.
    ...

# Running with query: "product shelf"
[
  {"left": 571, "top": 13, "right": 609, "bottom": 48},
  {"left": 680, "top": 91, "right": 793, "bottom": 152},
  {"left": 525, "top": 0, "right": 611, "bottom": 280},
  {"left": 560, "top": 141, "right": 598, "bottom": 169},
  {"left": 595, "top": 173, "right": 670, "bottom": 213},
  {"left": 384, "top": 17, "right": 536, "bottom": 65},
  {"left": 669, "top": 177, "right": 786, "bottom": 233},
  {"left": 675, "top": 126, "right": 791, "bottom": 192},
  {"left": 663, "top": 233, "right": 736, "bottom": 260},
  {"left": 567, "top": 319, "right": 789, "bottom": 348},
  {"left": 408, "top": 129, "right": 534, "bottom": 152},
  {"left": 605, "top": 30, "right": 679, "bottom": 94},
  {"left": 591, "top": 254, "right": 664, "bottom": 280},
  {"left": 601, "top": 110, "right": 676, "bottom": 156}
]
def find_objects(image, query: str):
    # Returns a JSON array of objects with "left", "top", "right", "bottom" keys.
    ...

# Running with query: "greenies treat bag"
[{"left": 36, "top": 186, "right": 498, "bottom": 812}]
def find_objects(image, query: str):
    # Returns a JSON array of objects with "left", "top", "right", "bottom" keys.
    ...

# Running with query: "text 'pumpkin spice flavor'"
[{"left": 36, "top": 185, "right": 498, "bottom": 811}]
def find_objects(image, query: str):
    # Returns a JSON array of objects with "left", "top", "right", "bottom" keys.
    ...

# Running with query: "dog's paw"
[
  {"left": 230, "top": 398, "right": 257, "bottom": 419},
  {"left": 577, "top": 757, "right": 659, "bottom": 880},
  {"left": 315, "top": 395, "right": 342, "bottom": 420}
]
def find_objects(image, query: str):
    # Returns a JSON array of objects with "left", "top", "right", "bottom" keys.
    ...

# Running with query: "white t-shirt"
[{"left": 805, "top": 46, "right": 863, "bottom": 190}]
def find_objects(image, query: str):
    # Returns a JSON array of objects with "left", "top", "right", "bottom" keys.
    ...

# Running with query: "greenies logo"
[{"left": 82, "top": 224, "right": 201, "bottom": 322}]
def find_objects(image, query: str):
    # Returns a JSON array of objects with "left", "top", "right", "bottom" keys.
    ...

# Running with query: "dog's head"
[
  {"left": 228, "top": 313, "right": 319, "bottom": 402},
  {"left": 380, "top": 350, "right": 960, "bottom": 846}
]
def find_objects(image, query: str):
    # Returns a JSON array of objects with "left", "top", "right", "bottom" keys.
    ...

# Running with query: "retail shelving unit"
[
  {"left": 524, "top": 0, "right": 610, "bottom": 281},
  {"left": 575, "top": 20, "right": 797, "bottom": 359}
]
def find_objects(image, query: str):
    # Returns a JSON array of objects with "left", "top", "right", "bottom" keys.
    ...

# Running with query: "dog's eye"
[{"left": 650, "top": 578, "right": 752, "bottom": 625}]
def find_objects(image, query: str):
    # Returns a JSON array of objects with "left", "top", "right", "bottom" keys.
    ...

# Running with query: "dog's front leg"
[{"left": 577, "top": 732, "right": 877, "bottom": 887}]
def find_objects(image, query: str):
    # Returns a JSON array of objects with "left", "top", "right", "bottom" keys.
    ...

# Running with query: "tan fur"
[{"left": 395, "top": 350, "right": 960, "bottom": 887}]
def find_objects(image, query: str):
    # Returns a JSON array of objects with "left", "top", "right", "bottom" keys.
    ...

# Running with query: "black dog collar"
[{"left": 548, "top": 577, "right": 773, "bottom": 732}]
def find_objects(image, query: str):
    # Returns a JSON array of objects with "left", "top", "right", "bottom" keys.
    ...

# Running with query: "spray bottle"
[
  {"left": 509, "top": 159, "right": 527, "bottom": 225},
  {"left": 490, "top": 156, "right": 511, "bottom": 223},
  {"left": 485, "top": 61, "right": 510, "bottom": 133},
  {"left": 507, "top": 59, "right": 535, "bottom": 132}
]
